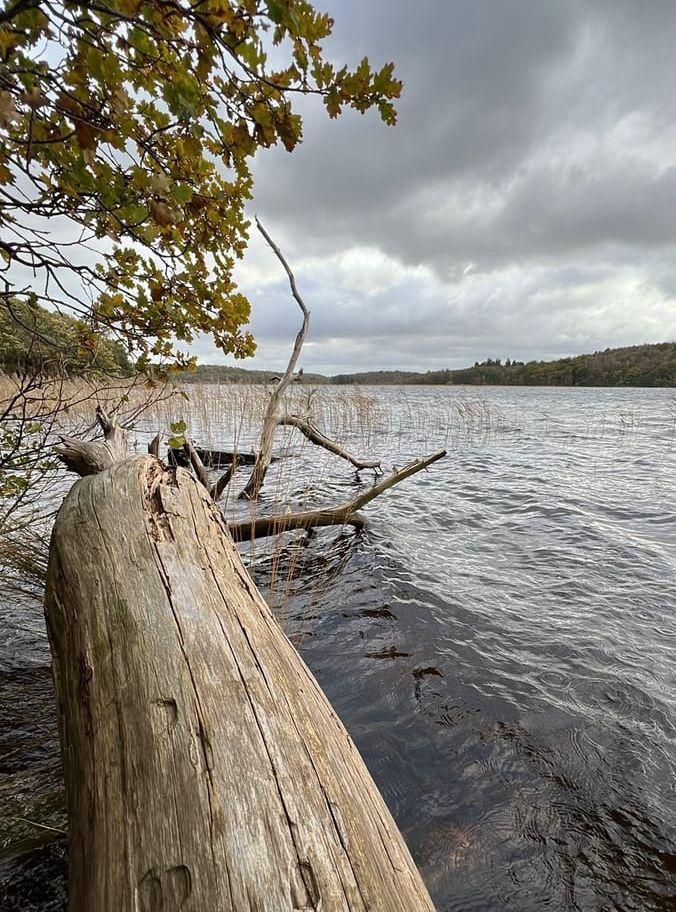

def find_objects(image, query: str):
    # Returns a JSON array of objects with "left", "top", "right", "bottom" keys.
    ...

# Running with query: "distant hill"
[
  {"left": 179, "top": 364, "right": 330, "bottom": 385},
  {"left": 186, "top": 342, "right": 675, "bottom": 387},
  {"left": 0, "top": 299, "right": 132, "bottom": 377}
]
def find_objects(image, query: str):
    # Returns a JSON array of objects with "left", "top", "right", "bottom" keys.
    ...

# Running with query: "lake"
[{"left": 1, "top": 385, "right": 675, "bottom": 911}]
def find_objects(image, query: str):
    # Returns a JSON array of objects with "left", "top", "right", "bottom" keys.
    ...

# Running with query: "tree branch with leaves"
[{"left": 0, "top": 0, "right": 401, "bottom": 372}]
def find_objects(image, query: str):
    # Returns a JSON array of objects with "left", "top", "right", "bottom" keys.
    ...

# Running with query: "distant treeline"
[
  {"left": 334, "top": 343, "right": 675, "bottom": 387},
  {"left": 2, "top": 307, "right": 672, "bottom": 388},
  {"left": 0, "top": 299, "right": 132, "bottom": 377},
  {"left": 183, "top": 342, "right": 675, "bottom": 388}
]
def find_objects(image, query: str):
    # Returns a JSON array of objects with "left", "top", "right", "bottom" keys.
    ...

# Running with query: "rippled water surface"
[{"left": 1, "top": 385, "right": 675, "bottom": 911}]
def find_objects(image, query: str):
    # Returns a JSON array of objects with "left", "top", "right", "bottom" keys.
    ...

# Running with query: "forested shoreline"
[
  {"left": 2, "top": 304, "right": 672, "bottom": 388},
  {"left": 180, "top": 342, "right": 675, "bottom": 387}
]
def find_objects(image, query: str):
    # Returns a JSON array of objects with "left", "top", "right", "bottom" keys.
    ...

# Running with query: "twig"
[{"left": 8, "top": 816, "right": 66, "bottom": 835}]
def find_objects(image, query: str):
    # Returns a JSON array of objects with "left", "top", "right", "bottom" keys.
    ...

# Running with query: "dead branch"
[
  {"left": 54, "top": 405, "right": 128, "bottom": 476},
  {"left": 147, "top": 433, "right": 160, "bottom": 457},
  {"left": 182, "top": 438, "right": 212, "bottom": 490},
  {"left": 212, "top": 459, "right": 235, "bottom": 501},
  {"left": 240, "top": 217, "right": 310, "bottom": 500},
  {"left": 230, "top": 449, "right": 446, "bottom": 542},
  {"left": 279, "top": 414, "right": 381, "bottom": 470},
  {"left": 182, "top": 439, "right": 238, "bottom": 502}
]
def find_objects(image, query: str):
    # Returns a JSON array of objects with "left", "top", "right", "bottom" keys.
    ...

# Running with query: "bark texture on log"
[{"left": 45, "top": 455, "right": 435, "bottom": 912}]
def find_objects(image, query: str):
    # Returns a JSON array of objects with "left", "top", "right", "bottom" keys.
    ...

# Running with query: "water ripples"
[{"left": 1, "top": 385, "right": 675, "bottom": 910}]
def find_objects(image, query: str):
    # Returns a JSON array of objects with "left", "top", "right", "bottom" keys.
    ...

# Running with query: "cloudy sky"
[{"left": 198, "top": 0, "right": 676, "bottom": 373}]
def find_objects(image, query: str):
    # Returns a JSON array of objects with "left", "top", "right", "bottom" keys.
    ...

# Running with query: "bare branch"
[
  {"left": 240, "top": 217, "right": 310, "bottom": 500},
  {"left": 230, "top": 449, "right": 446, "bottom": 542},
  {"left": 279, "top": 414, "right": 381, "bottom": 471}
]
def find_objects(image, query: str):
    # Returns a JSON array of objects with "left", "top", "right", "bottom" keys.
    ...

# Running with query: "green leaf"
[
  {"left": 267, "top": 0, "right": 286, "bottom": 24},
  {"left": 171, "top": 184, "right": 193, "bottom": 205}
]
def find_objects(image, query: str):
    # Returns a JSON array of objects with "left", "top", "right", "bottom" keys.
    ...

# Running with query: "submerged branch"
[
  {"left": 230, "top": 449, "right": 446, "bottom": 542},
  {"left": 278, "top": 414, "right": 381, "bottom": 471}
]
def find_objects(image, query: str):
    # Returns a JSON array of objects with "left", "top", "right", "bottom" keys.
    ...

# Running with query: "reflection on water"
[{"left": 1, "top": 386, "right": 675, "bottom": 911}]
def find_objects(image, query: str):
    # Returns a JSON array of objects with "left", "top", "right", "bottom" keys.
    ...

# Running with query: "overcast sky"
[{"left": 196, "top": 0, "right": 676, "bottom": 373}]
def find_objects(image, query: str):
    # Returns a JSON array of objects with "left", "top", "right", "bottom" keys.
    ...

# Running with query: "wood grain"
[{"left": 45, "top": 456, "right": 435, "bottom": 911}]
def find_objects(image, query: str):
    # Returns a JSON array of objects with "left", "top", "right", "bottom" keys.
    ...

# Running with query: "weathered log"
[
  {"left": 279, "top": 414, "right": 381, "bottom": 471},
  {"left": 230, "top": 449, "right": 446, "bottom": 542},
  {"left": 45, "top": 455, "right": 435, "bottom": 911}
]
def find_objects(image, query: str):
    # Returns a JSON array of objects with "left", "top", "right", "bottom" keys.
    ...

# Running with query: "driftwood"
[
  {"left": 230, "top": 449, "right": 446, "bottom": 542},
  {"left": 278, "top": 414, "right": 381, "bottom": 471},
  {"left": 167, "top": 446, "right": 260, "bottom": 469},
  {"left": 240, "top": 218, "right": 310, "bottom": 500},
  {"left": 54, "top": 405, "right": 127, "bottom": 475},
  {"left": 45, "top": 452, "right": 436, "bottom": 911}
]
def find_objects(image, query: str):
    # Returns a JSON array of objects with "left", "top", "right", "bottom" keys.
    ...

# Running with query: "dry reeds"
[{"left": 1, "top": 376, "right": 507, "bottom": 613}]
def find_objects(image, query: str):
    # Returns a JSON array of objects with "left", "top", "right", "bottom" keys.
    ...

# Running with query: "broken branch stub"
[
  {"left": 147, "top": 433, "right": 161, "bottom": 457},
  {"left": 53, "top": 405, "right": 128, "bottom": 476}
]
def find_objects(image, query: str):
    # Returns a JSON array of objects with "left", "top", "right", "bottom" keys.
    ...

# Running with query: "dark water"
[{"left": 1, "top": 386, "right": 675, "bottom": 911}]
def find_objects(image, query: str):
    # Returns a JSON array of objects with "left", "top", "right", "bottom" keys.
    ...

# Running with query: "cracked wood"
[{"left": 45, "top": 455, "right": 435, "bottom": 911}]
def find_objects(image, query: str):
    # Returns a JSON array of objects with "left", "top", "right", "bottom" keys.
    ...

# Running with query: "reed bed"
[
  {"left": 5, "top": 377, "right": 667, "bottom": 616},
  {"left": 139, "top": 383, "right": 511, "bottom": 616}
]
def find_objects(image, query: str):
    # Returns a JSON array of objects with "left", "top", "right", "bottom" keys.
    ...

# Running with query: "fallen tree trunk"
[
  {"left": 45, "top": 454, "right": 435, "bottom": 911},
  {"left": 167, "top": 446, "right": 262, "bottom": 468},
  {"left": 230, "top": 449, "right": 446, "bottom": 542}
]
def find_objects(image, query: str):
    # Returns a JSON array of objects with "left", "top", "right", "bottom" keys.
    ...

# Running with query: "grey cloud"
[
  {"left": 219, "top": 0, "right": 676, "bottom": 371},
  {"left": 253, "top": 0, "right": 676, "bottom": 253},
  {"left": 221, "top": 246, "right": 672, "bottom": 373}
]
